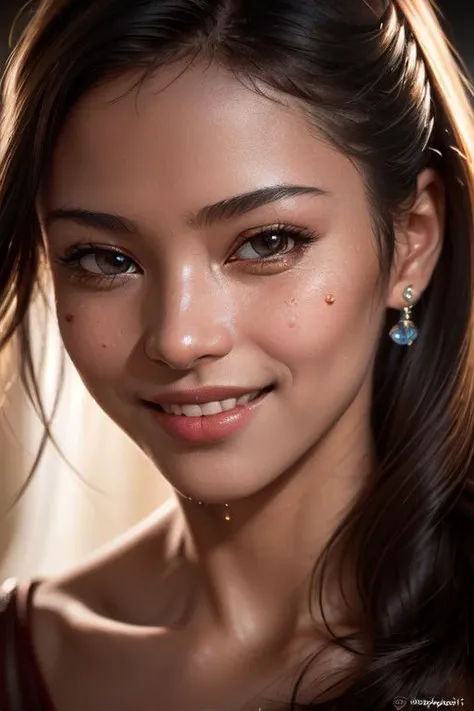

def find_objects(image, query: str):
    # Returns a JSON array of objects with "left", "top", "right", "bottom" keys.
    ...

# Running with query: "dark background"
[{"left": 0, "top": 1, "right": 472, "bottom": 73}]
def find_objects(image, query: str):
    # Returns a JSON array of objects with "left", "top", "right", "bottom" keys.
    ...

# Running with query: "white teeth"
[
  {"left": 236, "top": 393, "right": 253, "bottom": 406},
  {"left": 159, "top": 390, "right": 262, "bottom": 417},
  {"left": 200, "top": 401, "right": 226, "bottom": 415},
  {"left": 180, "top": 404, "right": 204, "bottom": 417},
  {"left": 220, "top": 398, "right": 237, "bottom": 412}
]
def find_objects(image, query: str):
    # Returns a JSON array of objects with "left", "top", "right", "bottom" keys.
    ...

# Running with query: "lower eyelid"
[{"left": 63, "top": 271, "right": 134, "bottom": 290}]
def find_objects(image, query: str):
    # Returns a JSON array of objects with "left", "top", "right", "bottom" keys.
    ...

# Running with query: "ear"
[{"left": 386, "top": 168, "right": 446, "bottom": 310}]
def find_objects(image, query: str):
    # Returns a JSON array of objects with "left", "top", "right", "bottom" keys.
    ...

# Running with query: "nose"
[{"left": 143, "top": 265, "right": 234, "bottom": 370}]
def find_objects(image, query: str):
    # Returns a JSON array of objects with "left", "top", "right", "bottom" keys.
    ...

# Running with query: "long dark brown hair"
[{"left": 1, "top": 0, "right": 474, "bottom": 707}]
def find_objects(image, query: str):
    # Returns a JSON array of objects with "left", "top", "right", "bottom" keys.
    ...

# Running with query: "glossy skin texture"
[{"left": 36, "top": 60, "right": 444, "bottom": 709}]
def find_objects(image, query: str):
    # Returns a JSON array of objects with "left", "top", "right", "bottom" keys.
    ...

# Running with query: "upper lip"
[{"left": 147, "top": 385, "right": 272, "bottom": 406}]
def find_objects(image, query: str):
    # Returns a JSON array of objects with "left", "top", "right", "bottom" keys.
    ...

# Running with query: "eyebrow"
[{"left": 45, "top": 184, "right": 328, "bottom": 234}]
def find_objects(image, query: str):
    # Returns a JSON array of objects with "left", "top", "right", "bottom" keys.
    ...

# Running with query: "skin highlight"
[{"left": 32, "top": 59, "right": 445, "bottom": 710}]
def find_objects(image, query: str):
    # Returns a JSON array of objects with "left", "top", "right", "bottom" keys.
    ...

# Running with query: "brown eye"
[
  {"left": 235, "top": 226, "right": 316, "bottom": 262},
  {"left": 79, "top": 251, "right": 136, "bottom": 275},
  {"left": 236, "top": 230, "right": 295, "bottom": 259},
  {"left": 59, "top": 246, "right": 140, "bottom": 277}
]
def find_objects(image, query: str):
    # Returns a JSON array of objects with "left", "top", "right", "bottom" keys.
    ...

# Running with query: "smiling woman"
[{"left": 1, "top": 0, "right": 474, "bottom": 710}]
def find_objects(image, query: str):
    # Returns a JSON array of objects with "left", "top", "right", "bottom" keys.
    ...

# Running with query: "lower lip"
[{"left": 146, "top": 388, "right": 272, "bottom": 444}]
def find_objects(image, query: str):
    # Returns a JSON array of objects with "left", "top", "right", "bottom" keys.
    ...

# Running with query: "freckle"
[
  {"left": 101, "top": 343, "right": 107, "bottom": 349},
  {"left": 64, "top": 313, "right": 74, "bottom": 323}
]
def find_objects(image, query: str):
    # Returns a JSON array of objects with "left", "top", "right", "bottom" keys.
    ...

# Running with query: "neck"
[{"left": 176, "top": 409, "right": 374, "bottom": 650}]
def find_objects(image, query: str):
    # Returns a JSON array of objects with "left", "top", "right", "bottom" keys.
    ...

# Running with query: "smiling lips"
[
  {"left": 147, "top": 384, "right": 274, "bottom": 416},
  {"left": 146, "top": 385, "right": 274, "bottom": 444},
  {"left": 157, "top": 390, "right": 262, "bottom": 417}
]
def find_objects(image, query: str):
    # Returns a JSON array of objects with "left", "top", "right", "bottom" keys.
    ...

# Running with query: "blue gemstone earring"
[{"left": 389, "top": 285, "right": 419, "bottom": 346}]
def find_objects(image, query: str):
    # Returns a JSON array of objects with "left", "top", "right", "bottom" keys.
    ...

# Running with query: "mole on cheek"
[
  {"left": 286, "top": 299, "right": 298, "bottom": 328},
  {"left": 64, "top": 313, "right": 74, "bottom": 323},
  {"left": 101, "top": 344, "right": 107, "bottom": 349}
]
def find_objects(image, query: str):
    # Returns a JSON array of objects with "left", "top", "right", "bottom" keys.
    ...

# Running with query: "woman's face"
[{"left": 39, "top": 61, "right": 386, "bottom": 502}]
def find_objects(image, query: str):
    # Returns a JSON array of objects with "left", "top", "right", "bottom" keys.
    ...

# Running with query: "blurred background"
[{"left": 0, "top": 0, "right": 472, "bottom": 581}]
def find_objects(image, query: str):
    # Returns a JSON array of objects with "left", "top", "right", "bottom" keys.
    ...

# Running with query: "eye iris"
[
  {"left": 253, "top": 231, "right": 286, "bottom": 256},
  {"left": 95, "top": 252, "right": 130, "bottom": 274}
]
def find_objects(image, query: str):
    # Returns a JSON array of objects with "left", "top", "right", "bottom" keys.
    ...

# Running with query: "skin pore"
[{"left": 34, "top": 59, "right": 445, "bottom": 710}]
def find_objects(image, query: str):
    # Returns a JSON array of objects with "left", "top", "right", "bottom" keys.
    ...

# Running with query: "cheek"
[
  {"left": 56, "top": 299, "right": 132, "bottom": 385},
  {"left": 247, "top": 255, "right": 384, "bottom": 377}
]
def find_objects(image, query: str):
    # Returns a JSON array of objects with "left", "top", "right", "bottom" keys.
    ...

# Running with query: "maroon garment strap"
[
  {"left": 0, "top": 580, "right": 22, "bottom": 710},
  {"left": 16, "top": 580, "right": 56, "bottom": 710},
  {"left": 0, "top": 580, "right": 56, "bottom": 710}
]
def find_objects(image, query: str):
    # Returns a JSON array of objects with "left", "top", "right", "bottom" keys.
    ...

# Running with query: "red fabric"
[
  {"left": 18, "top": 581, "right": 56, "bottom": 709},
  {"left": 0, "top": 580, "right": 56, "bottom": 710}
]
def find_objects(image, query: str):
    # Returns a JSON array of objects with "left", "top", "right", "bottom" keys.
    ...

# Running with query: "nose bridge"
[{"left": 145, "top": 258, "right": 233, "bottom": 368}]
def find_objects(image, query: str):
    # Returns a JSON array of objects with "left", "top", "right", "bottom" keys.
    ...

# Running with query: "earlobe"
[{"left": 386, "top": 168, "right": 445, "bottom": 310}]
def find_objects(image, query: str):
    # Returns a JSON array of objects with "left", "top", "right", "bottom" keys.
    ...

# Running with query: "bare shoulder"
[
  {"left": 35, "top": 497, "right": 184, "bottom": 619},
  {"left": 31, "top": 499, "right": 187, "bottom": 691}
]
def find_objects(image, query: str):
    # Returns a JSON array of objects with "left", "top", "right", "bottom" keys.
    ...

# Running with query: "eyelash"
[{"left": 54, "top": 224, "right": 319, "bottom": 288}]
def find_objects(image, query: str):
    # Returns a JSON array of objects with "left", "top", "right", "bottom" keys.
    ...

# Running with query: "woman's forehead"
[{"left": 42, "top": 62, "right": 361, "bottom": 220}]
